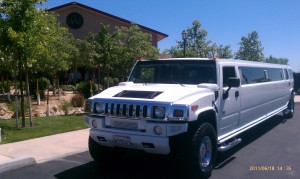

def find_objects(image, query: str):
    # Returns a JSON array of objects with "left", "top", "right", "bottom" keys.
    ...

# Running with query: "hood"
[{"left": 90, "top": 82, "right": 216, "bottom": 103}]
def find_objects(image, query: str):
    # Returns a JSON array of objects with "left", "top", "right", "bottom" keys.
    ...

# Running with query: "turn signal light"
[
  {"left": 191, "top": 105, "right": 198, "bottom": 111},
  {"left": 173, "top": 109, "right": 184, "bottom": 117}
]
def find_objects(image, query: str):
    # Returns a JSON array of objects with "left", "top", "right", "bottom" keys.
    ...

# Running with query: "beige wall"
[{"left": 51, "top": 4, "right": 163, "bottom": 47}]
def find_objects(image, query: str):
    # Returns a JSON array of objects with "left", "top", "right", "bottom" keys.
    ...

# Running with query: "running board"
[{"left": 218, "top": 138, "right": 242, "bottom": 152}]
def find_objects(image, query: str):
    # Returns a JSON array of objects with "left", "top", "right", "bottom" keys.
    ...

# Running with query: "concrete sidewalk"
[{"left": 0, "top": 129, "right": 89, "bottom": 173}]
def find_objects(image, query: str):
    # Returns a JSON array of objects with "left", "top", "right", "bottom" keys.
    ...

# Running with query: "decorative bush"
[
  {"left": 61, "top": 85, "right": 76, "bottom": 91},
  {"left": 113, "top": 78, "right": 120, "bottom": 86},
  {"left": 103, "top": 77, "right": 113, "bottom": 87},
  {"left": 71, "top": 93, "right": 85, "bottom": 107},
  {"left": 76, "top": 81, "right": 97, "bottom": 99},
  {"left": 59, "top": 99, "right": 72, "bottom": 115}
]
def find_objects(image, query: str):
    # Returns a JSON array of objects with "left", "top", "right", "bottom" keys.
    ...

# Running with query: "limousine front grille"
[{"left": 94, "top": 102, "right": 151, "bottom": 119}]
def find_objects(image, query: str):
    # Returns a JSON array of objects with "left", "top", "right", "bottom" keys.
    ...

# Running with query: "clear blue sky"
[{"left": 45, "top": 0, "right": 300, "bottom": 72}]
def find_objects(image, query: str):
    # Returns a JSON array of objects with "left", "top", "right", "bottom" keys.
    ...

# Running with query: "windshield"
[{"left": 128, "top": 60, "right": 217, "bottom": 85}]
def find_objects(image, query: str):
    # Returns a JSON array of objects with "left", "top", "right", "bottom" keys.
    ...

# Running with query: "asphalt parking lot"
[{"left": 211, "top": 103, "right": 300, "bottom": 179}]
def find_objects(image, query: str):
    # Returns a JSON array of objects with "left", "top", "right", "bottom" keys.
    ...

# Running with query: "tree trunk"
[
  {"left": 18, "top": 57, "right": 25, "bottom": 127},
  {"left": 97, "top": 65, "right": 101, "bottom": 90},
  {"left": 46, "top": 85, "right": 50, "bottom": 116},
  {"left": 53, "top": 75, "right": 56, "bottom": 96},
  {"left": 37, "top": 79, "right": 40, "bottom": 105},
  {"left": 6, "top": 75, "right": 11, "bottom": 102},
  {"left": 58, "top": 79, "right": 61, "bottom": 101},
  {"left": 15, "top": 80, "right": 19, "bottom": 128},
  {"left": 20, "top": 81, "right": 25, "bottom": 127},
  {"left": 25, "top": 70, "right": 32, "bottom": 127},
  {"left": 1, "top": 76, "right": 4, "bottom": 97}
]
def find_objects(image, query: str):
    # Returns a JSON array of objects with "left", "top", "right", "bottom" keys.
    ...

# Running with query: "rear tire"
[{"left": 284, "top": 93, "right": 295, "bottom": 119}]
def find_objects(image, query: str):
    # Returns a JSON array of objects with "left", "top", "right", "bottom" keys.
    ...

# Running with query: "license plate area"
[{"left": 113, "top": 135, "right": 131, "bottom": 145}]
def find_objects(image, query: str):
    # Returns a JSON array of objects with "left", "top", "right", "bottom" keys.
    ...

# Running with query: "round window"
[{"left": 66, "top": 12, "right": 84, "bottom": 29}]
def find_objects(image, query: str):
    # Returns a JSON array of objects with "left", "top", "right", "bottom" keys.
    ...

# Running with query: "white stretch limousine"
[{"left": 85, "top": 58, "right": 294, "bottom": 177}]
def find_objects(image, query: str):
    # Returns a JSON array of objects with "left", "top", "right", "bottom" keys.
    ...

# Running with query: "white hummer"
[{"left": 85, "top": 58, "right": 294, "bottom": 177}]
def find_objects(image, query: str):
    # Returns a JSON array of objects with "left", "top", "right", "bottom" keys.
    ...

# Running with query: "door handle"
[{"left": 235, "top": 91, "right": 239, "bottom": 98}]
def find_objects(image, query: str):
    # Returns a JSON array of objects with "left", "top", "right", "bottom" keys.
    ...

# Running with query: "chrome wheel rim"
[
  {"left": 290, "top": 96, "right": 294, "bottom": 114},
  {"left": 291, "top": 101, "right": 294, "bottom": 113},
  {"left": 199, "top": 136, "right": 212, "bottom": 168}
]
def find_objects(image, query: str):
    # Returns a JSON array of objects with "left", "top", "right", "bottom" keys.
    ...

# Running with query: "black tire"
[
  {"left": 284, "top": 93, "right": 295, "bottom": 119},
  {"left": 190, "top": 123, "right": 217, "bottom": 178},
  {"left": 88, "top": 137, "right": 125, "bottom": 165}
]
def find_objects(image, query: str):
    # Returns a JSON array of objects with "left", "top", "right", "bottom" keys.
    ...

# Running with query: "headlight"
[
  {"left": 153, "top": 106, "right": 165, "bottom": 119},
  {"left": 91, "top": 119, "right": 98, "bottom": 128},
  {"left": 94, "top": 102, "right": 104, "bottom": 113}
]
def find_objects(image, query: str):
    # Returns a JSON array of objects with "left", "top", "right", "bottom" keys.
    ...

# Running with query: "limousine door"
[{"left": 219, "top": 66, "right": 241, "bottom": 136}]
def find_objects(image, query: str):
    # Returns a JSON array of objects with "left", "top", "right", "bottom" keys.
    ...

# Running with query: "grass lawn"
[{"left": 0, "top": 114, "right": 88, "bottom": 144}]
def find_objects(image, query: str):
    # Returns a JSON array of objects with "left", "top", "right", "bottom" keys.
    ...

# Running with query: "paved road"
[{"left": 1, "top": 104, "right": 299, "bottom": 179}]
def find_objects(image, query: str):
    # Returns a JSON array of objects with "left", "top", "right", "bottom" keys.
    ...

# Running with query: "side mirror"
[
  {"left": 223, "top": 77, "right": 240, "bottom": 100},
  {"left": 123, "top": 77, "right": 129, "bottom": 82},
  {"left": 227, "top": 77, "right": 240, "bottom": 88}
]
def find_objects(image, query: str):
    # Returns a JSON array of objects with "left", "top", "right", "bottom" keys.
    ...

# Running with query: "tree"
[
  {"left": 165, "top": 20, "right": 233, "bottom": 58},
  {"left": 216, "top": 45, "right": 233, "bottom": 59},
  {"left": 86, "top": 24, "right": 159, "bottom": 88},
  {"left": 265, "top": 55, "right": 288, "bottom": 64},
  {"left": 86, "top": 24, "right": 117, "bottom": 89},
  {"left": 114, "top": 24, "right": 159, "bottom": 79},
  {"left": 177, "top": 20, "right": 210, "bottom": 57},
  {"left": 235, "top": 31, "right": 264, "bottom": 61},
  {"left": 0, "top": 0, "right": 73, "bottom": 126}
]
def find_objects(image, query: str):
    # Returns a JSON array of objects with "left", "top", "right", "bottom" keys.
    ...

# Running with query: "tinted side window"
[
  {"left": 239, "top": 67, "right": 266, "bottom": 84},
  {"left": 223, "top": 66, "right": 236, "bottom": 87},
  {"left": 288, "top": 69, "right": 294, "bottom": 79},
  {"left": 284, "top": 69, "right": 289, "bottom": 80},
  {"left": 267, "top": 68, "right": 283, "bottom": 81}
]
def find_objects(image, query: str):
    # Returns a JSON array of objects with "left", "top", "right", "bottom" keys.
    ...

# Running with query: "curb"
[
  {"left": 0, "top": 157, "right": 36, "bottom": 174},
  {"left": 37, "top": 149, "right": 88, "bottom": 164}
]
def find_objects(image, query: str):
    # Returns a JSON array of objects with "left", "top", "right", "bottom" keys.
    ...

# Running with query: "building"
[{"left": 49, "top": 2, "right": 168, "bottom": 47}]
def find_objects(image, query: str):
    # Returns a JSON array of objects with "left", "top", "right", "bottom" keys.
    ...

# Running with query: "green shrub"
[
  {"left": 59, "top": 99, "right": 72, "bottom": 115},
  {"left": 71, "top": 93, "right": 85, "bottom": 107},
  {"left": 103, "top": 77, "right": 113, "bottom": 87},
  {"left": 76, "top": 81, "right": 97, "bottom": 99},
  {"left": 61, "top": 85, "right": 76, "bottom": 91},
  {"left": 113, "top": 78, "right": 120, "bottom": 86}
]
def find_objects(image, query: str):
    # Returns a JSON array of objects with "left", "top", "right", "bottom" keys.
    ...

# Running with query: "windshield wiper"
[{"left": 171, "top": 81, "right": 185, "bottom": 87}]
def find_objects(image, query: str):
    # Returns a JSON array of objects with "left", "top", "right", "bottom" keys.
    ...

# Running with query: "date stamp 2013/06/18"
[{"left": 249, "top": 165, "right": 292, "bottom": 171}]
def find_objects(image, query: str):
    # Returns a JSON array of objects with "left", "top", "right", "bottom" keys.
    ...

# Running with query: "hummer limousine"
[{"left": 84, "top": 58, "right": 294, "bottom": 177}]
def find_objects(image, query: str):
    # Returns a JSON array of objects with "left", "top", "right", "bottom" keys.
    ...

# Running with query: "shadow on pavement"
[
  {"left": 215, "top": 114, "right": 289, "bottom": 169},
  {"left": 55, "top": 151, "right": 187, "bottom": 179}
]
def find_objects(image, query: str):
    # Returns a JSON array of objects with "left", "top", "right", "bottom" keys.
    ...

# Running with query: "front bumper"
[{"left": 85, "top": 115, "right": 188, "bottom": 155}]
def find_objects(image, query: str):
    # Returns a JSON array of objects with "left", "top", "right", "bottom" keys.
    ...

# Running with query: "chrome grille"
[{"left": 101, "top": 102, "right": 149, "bottom": 118}]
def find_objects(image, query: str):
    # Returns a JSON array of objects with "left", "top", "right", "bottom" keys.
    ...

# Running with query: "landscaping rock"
[
  {"left": 0, "top": 105, "right": 8, "bottom": 116},
  {"left": 52, "top": 105, "right": 59, "bottom": 113}
]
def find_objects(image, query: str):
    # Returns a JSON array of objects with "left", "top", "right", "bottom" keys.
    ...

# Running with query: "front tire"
[
  {"left": 284, "top": 93, "right": 295, "bottom": 119},
  {"left": 88, "top": 137, "right": 125, "bottom": 165},
  {"left": 191, "top": 123, "right": 217, "bottom": 178}
]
